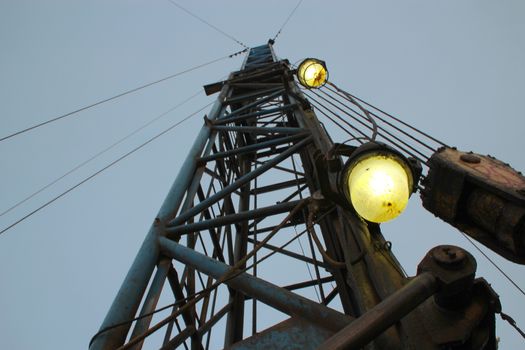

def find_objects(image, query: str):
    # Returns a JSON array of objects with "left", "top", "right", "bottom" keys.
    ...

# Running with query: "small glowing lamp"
[
  {"left": 342, "top": 143, "right": 416, "bottom": 223},
  {"left": 297, "top": 58, "right": 328, "bottom": 88}
]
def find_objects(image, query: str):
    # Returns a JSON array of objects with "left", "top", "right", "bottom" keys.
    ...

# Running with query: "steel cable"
[
  {"left": 326, "top": 82, "right": 378, "bottom": 141},
  {"left": 113, "top": 201, "right": 308, "bottom": 350},
  {"left": 89, "top": 204, "right": 332, "bottom": 349},
  {"left": 303, "top": 91, "right": 369, "bottom": 140},
  {"left": 339, "top": 87, "right": 448, "bottom": 148},
  {"left": 167, "top": 0, "right": 248, "bottom": 49},
  {"left": 88, "top": 203, "right": 342, "bottom": 349},
  {"left": 271, "top": 0, "right": 304, "bottom": 42},
  {"left": 305, "top": 89, "right": 429, "bottom": 164},
  {"left": 0, "top": 50, "right": 245, "bottom": 142},
  {"left": 0, "top": 89, "right": 203, "bottom": 218},
  {"left": 460, "top": 232, "right": 525, "bottom": 297},
  {"left": 324, "top": 83, "right": 438, "bottom": 152},
  {"left": 0, "top": 101, "right": 213, "bottom": 236},
  {"left": 315, "top": 88, "right": 430, "bottom": 162}
]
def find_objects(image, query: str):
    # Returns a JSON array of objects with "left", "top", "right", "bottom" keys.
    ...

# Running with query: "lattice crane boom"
[{"left": 91, "top": 43, "right": 500, "bottom": 350}]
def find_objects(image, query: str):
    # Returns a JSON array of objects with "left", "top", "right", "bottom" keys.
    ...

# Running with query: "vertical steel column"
[
  {"left": 224, "top": 143, "right": 252, "bottom": 346},
  {"left": 158, "top": 236, "right": 354, "bottom": 332},
  {"left": 90, "top": 91, "right": 228, "bottom": 350}
]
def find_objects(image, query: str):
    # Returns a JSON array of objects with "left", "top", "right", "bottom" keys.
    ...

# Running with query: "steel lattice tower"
[{"left": 91, "top": 44, "right": 499, "bottom": 350}]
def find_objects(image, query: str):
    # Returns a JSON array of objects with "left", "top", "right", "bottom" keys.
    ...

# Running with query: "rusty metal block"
[{"left": 421, "top": 147, "right": 525, "bottom": 264}]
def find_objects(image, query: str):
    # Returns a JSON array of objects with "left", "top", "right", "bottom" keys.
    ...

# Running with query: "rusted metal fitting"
[
  {"left": 431, "top": 245, "right": 467, "bottom": 269},
  {"left": 309, "top": 191, "right": 333, "bottom": 214},
  {"left": 417, "top": 245, "right": 477, "bottom": 309},
  {"left": 203, "top": 114, "right": 213, "bottom": 126},
  {"left": 460, "top": 153, "right": 481, "bottom": 164}
]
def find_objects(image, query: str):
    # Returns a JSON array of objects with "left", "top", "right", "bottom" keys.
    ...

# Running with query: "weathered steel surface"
[
  {"left": 158, "top": 236, "right": 354, "bottom": 332},
  {"left": 90, "top": 89, "right": 230, "bottom": 350},
  {"left": 166, "top": 200, "right": 302, "bottom": 235},
  {"left": 95, "top": 44, "right": 501, "bottom": 350},
  {"left": 320, "top": 272, "right": 438, "bottom": 350},
  {"left": 422, "top": 147, "right": 525, "bottom": 263},
  {"left": 229, "top": 318, "right": 334, "bottom": 350}
]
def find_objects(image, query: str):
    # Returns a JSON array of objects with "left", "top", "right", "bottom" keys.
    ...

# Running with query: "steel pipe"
[
  {"left": 90, "top": 94, "right": 227, "bottom": 350},
  {"left": 223, "top": 88, "right": 284, "bottom": 114},
  {"left": 166, "top": 200, "right": 301, "bottom": 235},
  {"left": 168, "top": 136, "right": 312, "bottom": 227},
  {"left": 158, "top": 236, "right": 354, "bottom": 332},
  {"left": 214, "top": 104, "right": 296, "bottom": 125},
  {"left": 320, "top": 272, "right": 438, "bottom": 350},
  {"left": 198, "top": 133, "right": 307, "bottom": 163}
]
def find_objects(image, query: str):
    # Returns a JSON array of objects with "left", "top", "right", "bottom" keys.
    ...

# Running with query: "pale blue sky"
[{"left": 1, "top": 1, "right": 524, "bottom": 349}]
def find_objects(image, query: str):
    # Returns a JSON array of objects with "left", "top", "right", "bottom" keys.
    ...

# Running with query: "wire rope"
[
  {"left": 306, "top": 89, "right": 429, "bottom": 164},
  {"left": 342, "top": 88, "right": 448, "bottom": 147},
  {"left": 500, "top": 311, "right": 525, "bottom": 339},
  {"left": 271, "top": 0, "right": 304, "bottom": 42},
  {"left": 113, "top": 201, "right": 307, "bottom": 350},
  {"left": 166, "top": 0, "right": 248, "bottom": 49},
  {"left": 460, "top": 232, "right": 525, "bottom": 297},
  {"left": 289, "top": 150, "right": 322, "bottom": 302},
  {"left": 315, "top": 87, "right": 430, "bottom": 162},
  {"left": 460, "top": 232, "right": 525, "bottom": 340},
  {"left": 326, "top": 82, "right": 379, "bottom": 141},
  {"left": 0, "top": 89, "right": 203, "bottom": 218},
  {"left": 0, "top": 50, "right": 245, "bottom": 142},
  {"left": 303, "top": 91, "right": 372, "bottom": 140},
  {"left": 88, "top": 203, "right": 333, "bottom": 348},
  {"left": 323, "top": 84, "right": 438, "bottom": 152},
  {"left": 0, "top": 101, "right": 213, "bottom": 236}
]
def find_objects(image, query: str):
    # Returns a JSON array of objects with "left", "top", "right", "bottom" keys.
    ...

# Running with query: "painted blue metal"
[
  {"left": 157, "top": 96, "right": 226, "bottom": 220},
  {"left": 198, "top": 133, "right": 308, "bottom": 163},
  {"left": 210, "top": 125, "right": 305, "bottom": 135},
  {"left": 90, "top": 93, "right": 228, "bottom": 350},
  {"left": 90, "top": 224, "right": 162, "bottom": 349},
  {"left": 167, "top": 136, "right": 312, "bottom": 227},
  {"left": 159, "top": 326, "right": 196, "bottom": 350},
  {"left": 128, "top": 259, "right": 171, "bottom": 350},
  {"left": 244, "top": 45, "right": 273, "bottom": 69},
  {"left": 158, "top": 236, "right": 353, "bottom": 332},
  {"left": 213, "top": 104, "right": 297, "bottom": 125},
  {"left": 223, "top": 87, "right": 283, "bottom": 106},
  {"left": 229, "top": 318, "right": 334, "bottom": 350},
  {"left": 92, "top": 42, "right": 498, "bottom": 350},
  {"left": 219, "top": 89, "right": 284, "bottom": 118},
  {"left": 166, "top": 200, "right": 301, "bottom": 235}
]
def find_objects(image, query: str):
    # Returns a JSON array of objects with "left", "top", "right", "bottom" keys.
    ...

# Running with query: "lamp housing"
[
  {"left": 341, "top": 142, "right": 421, "bottom": 223},
  {"left": 296, "top": 58, "right": 328, "bottom": 89}
]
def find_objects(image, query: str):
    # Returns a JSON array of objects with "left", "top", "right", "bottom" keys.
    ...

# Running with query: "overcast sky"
[{"left": 1, "top": 1, "right": 524, "bottom": 349}]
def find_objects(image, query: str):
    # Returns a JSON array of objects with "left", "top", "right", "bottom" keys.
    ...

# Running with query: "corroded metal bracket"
[{"left": 422, "top": 147, "right": 525, "bottom": 263}]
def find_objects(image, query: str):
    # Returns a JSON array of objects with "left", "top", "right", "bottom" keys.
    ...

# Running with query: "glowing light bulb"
[
  {"left": 297, "top": 59, "right": 328, "bottom": 88},
  {"left": 346, "top": 154, "right": 412, "bottom": 223}
]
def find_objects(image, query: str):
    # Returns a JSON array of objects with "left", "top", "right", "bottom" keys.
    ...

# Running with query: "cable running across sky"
[
  {"left": 89, "top": 222, "right": 318, "bottom": 348},
  {"left": 0, "top": 49, "right": 245, "bottom": 142},
  {"left": 303, "top": 80, "right": 525, "bottom": 312},
  {"left": 0, "top": 101, "right": 213, "bottom": 236},
  {"left": 271, "top": 0, "right": 304, "bottom": 42},
  {"left": 0, "top": 89, "right": 204, "bottom": 218},
  {"left": 302, "top": 84, "right": 445, "bottom": 168},
  {"left": 166, "top": 0, "right": 249, "bottom": 49}
]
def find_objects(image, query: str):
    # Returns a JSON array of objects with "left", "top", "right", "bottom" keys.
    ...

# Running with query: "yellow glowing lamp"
[
  {"left": 297, "top": 58, "right": 328, "bottom": 88},
  {"left": 343, "top": 143, "right": 416, "bottom": 223}
]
